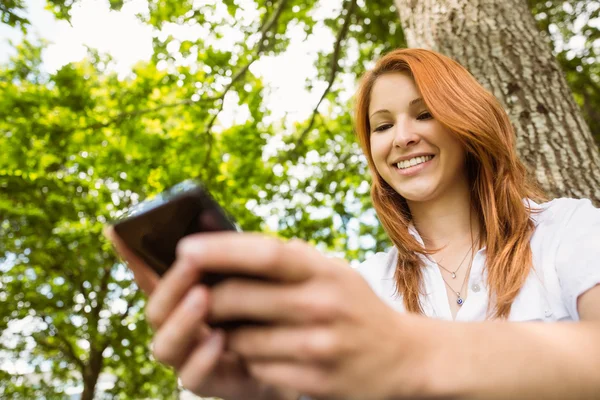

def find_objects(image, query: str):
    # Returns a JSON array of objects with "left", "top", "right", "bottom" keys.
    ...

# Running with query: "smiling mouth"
[{"left": 393, "top": 155, "right": 435, "bottom": 170}]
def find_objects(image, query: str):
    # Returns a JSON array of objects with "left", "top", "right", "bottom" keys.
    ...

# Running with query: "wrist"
[
  {"left": 389, "top": 315, "right": 462, "bottom": 399},
  {"left": 416, "top": 319, "right": 475, "bottom": 399}
]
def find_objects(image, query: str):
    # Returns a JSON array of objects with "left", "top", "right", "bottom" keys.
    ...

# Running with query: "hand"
[
  {"left": 104, "top": 227, "right": 298, "bottom": 400},
  {"left": 150, "top": 232, "right": 434, "bottom": 400}
]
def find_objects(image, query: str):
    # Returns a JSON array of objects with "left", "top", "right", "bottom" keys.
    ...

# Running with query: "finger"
[
  {"left": 146, "top": 234, "right": 318, "bottom": 328},
  {"left": 151, "top": 286, "right": 208, "bottom": 369},
  {"left": 209, "top": 279, "right": 327, "bottom": 325},
  {"left": 144, "top": 262, "right": 205, "bottom": 329},
  {"left": 175, "top": 233, "right": 321, "bottom": 283},
  {"left": 147, "top": 234, "right": 324, "bottom": 329},
  {"left": 177, "top": 330, "right": 225, "bottom": 394},
  {"left": 104, "top": 226, "right": 159, "bottom": 294},
  {"left": 228, "top": 325, "right": 342, "bottom": 363}
]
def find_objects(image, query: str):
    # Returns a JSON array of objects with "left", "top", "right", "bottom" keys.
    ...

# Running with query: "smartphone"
[{"left": 110, "top": 179, "right": 261, "bottom": 329}]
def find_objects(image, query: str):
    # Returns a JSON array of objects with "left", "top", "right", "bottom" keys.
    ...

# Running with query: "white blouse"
[{"left": 356, "top": 198, "right": 600, "bottom": 322}]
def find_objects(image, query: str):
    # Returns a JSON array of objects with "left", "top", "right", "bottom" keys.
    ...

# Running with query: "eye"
[
  {"left": 373, "top": 123, "right": 393, "bottom": 132},
  {"left": 417, "top": 111, "right": 433, "bottom": 121},
  {"left": 417, "top": 111, "right": 432, "bottom": 120}
]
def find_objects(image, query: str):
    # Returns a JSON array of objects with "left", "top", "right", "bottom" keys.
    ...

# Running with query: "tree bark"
[{"left": 394, "top": 0, "right": 600, "bottom": 205}]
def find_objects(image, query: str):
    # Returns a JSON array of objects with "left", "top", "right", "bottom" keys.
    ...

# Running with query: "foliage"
[
  {"left": 0, "top": 0, "right": 598, "bottom": 398},
  {"left": 0, "top": 40, "right": 183, "bottom": 399}
]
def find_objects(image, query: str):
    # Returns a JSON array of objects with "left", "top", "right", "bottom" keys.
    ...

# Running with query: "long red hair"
[{"left": 354, "top": 48, "right": 546, "bottom": 319}]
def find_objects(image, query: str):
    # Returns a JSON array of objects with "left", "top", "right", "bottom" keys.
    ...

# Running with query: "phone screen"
[{"left": 111, "top": 180, "right": 239, "bottom": 276}]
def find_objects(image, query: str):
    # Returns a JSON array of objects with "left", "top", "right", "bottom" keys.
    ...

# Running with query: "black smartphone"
[
  {"left": 111, "top": 180, "right": 240, "bottom": 279},
  {"left": 110, "top": 179, "right": 261, "bottom": 329}
]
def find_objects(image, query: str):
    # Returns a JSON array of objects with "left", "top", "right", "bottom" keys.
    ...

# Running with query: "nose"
[{"left": 392, "top": 121, "right": 421, "bottom": 148}]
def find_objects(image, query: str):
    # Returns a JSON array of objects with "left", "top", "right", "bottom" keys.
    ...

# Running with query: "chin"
[
  {"left": 393, "top": 184, "right": 439, "bottom": 203},
  {"left": 400, "top": 193, "right": 437, "bottom": 203}
]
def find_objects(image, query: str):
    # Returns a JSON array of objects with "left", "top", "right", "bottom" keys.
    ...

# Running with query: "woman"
[{"left": 106, "top": 48, "right": 600, "bottom": 400}]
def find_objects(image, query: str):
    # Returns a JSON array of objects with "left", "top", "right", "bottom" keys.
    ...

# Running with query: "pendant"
[
  {"left": 456, "top": 293, "right": 464, "bottom": 306},
  {"left": 451, "top": 272, "right": 456, "bottom": 279}
]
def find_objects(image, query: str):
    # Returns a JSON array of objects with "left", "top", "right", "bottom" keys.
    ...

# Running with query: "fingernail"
[
  {"left": 185, "top": 288, "right": 205, "bottom": 310},
  {"left": 177, "top": 237, "right": 204, "bottom": 256},
  {"left": 205, "top": 331, "right": 224, "bottom": 355}
]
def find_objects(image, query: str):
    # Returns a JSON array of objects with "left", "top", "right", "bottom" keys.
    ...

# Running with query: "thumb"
[{"left": 104, "top": 226, "right": 159, "bottom": 294}]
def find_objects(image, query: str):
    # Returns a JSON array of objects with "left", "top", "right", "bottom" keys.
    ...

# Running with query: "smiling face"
[{"left": 368, "top": 72, "right": 468, "bottom": 204}]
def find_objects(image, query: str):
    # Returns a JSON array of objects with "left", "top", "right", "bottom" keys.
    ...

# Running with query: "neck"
[{"left": 407, "top": 179, "right": 480, "bottom": 250}]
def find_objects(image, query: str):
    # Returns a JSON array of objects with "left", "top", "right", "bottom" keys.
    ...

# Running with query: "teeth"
[{"left": 396, "top": 155, "right": 433, "bottom": 170}]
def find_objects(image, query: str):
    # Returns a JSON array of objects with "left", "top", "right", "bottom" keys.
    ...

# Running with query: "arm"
[
  {"left": 414, "top": 199, "right": 600, "bottom": 400},
  {"left": 129, "top": 226, "right": 600, "bottom": 400},
  {"left": 418, "top": 296, "right": 600, "bottom": 400}
]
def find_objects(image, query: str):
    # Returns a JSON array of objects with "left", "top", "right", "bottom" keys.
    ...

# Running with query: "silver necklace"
[
  {"left": 439, "top": 259, "right": 473, "bottom": 306},
  {"left": 437, "top": 213, "right": 478, "bottom": 306},
  {"left": 435, "top": 241, "right": 474, "bottom": 279}
]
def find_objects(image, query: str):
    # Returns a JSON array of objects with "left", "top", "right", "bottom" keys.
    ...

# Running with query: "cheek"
[
  {"left": 369, "top": 138, "right": 386, "bottom": 163},
  {"left": 441, "top": 141, "right": 467, "bottom": 175}
]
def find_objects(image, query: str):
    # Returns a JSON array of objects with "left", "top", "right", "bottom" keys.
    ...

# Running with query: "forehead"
[{"left": 368, "top": 72, "right": 421, "bottom": 114}]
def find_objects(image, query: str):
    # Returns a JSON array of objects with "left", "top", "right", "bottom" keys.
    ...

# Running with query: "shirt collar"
[
  {"left": 523, "top": 198, "right": 550, "bottom": 227},
  {"left": 407, "top": 221, "right": 425, "bottom": 246}
]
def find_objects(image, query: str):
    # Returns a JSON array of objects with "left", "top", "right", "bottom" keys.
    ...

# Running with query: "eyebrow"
[
  {"left": 369, "top": 97, "right": 424, "bottom": 119},
  {"left": 409, "top": 97, "right": 424, "bottom": 107}
]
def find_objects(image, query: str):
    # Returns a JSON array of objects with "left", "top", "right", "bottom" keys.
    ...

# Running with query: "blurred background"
[{"left": 0, "top": 0, "right": 598, "bottom": 398}]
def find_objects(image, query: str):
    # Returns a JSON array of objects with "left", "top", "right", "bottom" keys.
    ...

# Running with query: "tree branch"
[
  {"left": 83, "top": 0, "right": 289, "bottom": 156},
  {"left": 56, "top": 333, "right": 86, "bottom": 369},
  {"left": 36, "top": 316, "right": 86, "bottom": 372},
  {"left": 89, "top": 264, "right": 112, "bottom": 342},
  {"left": 93, "top": 264, "right": 112, "bottom": 313},
  {"left": 200, "top": 0, "right": 290, "bottom": 172},
  {"left": 100, "top": 293, "right": 137, "bottom": 350},
  {"left": 294, "top": 0, "right": 357, "bottom": 145},
  {"left": 221, "top": 0, "right": 289, "bottom": 91},
  {"left": 53, "top": 237, "right": 88, "bottom": 299}
]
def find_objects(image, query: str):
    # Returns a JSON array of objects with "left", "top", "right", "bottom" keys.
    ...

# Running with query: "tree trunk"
[
  {"left": 80, "top": 347, "right": 104, "bottom": 400},
  {"left": 394, "top": 0, "right": 600, "bottom": 205},
  {"left": 81, "top": 375, "right": 97, "bottom": 400}
]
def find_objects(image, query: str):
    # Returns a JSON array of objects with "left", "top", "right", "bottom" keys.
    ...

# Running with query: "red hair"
[{"left": 354, "top": 48, "right": 546, "bottom": 319}]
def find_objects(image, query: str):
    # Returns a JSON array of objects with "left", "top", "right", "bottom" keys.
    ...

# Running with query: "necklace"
[
  {"left": 439, "top": 258, "right": 473, "bottom": 306},
  {"left": 437, "top": 210, "right": 478, "bottom": 306},
  {"left": 435, "top": 241, "right": 474, "bottom": 279}
]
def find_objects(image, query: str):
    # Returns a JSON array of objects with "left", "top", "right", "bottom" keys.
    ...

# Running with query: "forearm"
[{"left": 423, "top": 320, "right": 600, "bottom": 400}]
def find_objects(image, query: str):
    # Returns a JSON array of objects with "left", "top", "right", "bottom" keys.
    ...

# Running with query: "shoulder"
[
  {"left": 543, "top": 197, "right": 600, "bottom": 255},
  {"left": 354, "top": 247, "right": 405, "bottom": 310},
  {"left": 528, "top": 197, "right": 600, "bottom": 265},
  {"left": 355, "top": 247, "right": 397, "bottom": 281},
  {"left": 528, "top": 197, "right": 600, "bottom": 231},
  {"left": 528, "top": 197, "right": 600, "bottom": 320}
]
